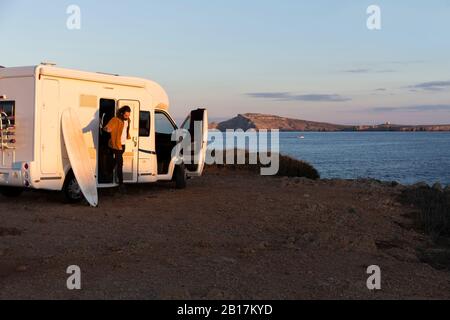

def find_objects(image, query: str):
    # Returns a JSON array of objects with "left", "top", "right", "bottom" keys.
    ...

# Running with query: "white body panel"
[{"left": 0, "top": 65, "right": 200, "bottom": 193}]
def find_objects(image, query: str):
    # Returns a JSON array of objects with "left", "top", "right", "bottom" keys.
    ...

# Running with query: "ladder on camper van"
[{"left": 0, "top": 112, "right": 16, "bottom": 150}]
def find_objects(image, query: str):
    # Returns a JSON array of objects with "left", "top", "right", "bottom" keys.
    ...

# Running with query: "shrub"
[
  {"left": 277, "top": 155, "right": 320, "bottom": 180},
  {"left": 400, "top": 186, "right": 450, "bottom": 240},
  {"left": 206, "top": 149, "right": 320, "bottom": 180}
]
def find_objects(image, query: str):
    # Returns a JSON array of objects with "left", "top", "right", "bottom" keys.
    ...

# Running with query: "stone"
[
  {"left": 390, "top": 181, "right": 400, "bottom": 187},
  {"left": 257, "top": 241, "right": 270, "bottom": 250},
  {"left": 413, "top": 182, "right": 429, "bottom": 189},
  {"left": 218, "top": 256, "right": 237, "bottom": 264},
  {"left": 160, "top": 288, "right": 191, "bottom": 300},
  {"left": 432, "top": 183, "right": 443, "bottom": 192},
  {"left": 205, "top": 288, "right": 234, "bottom": 300},
  {"left": 15, "top": 265, "right": 28, "bottom": 272},
  {"left": 303, "top": 233, "right": 316, "bottom": 243}
]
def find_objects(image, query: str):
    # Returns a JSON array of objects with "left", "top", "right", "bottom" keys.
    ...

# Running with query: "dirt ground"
[{"left": 1, "top": 168, "right": 449, "bottom": 300}]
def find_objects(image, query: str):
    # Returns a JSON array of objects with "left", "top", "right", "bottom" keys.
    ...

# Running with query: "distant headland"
[{"left": 209, "top": 113, "right": 450, "bottom": 132}]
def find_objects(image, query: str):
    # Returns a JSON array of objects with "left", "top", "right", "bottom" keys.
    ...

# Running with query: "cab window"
[{"left": 155, "top": 112, "right": 176, "bottom": 135}]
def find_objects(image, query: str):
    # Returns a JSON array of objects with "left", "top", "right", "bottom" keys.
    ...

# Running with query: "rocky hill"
[
  {"left": 217, "top": 114, "right": 347, "bottom": 132},
  {"left": 214, "top": 113, "right": 450, "bottom": 132}
]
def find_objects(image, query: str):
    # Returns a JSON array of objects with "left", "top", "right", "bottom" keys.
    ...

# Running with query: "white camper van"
[{"left": 0, "top": 64, "right": 208, "bottom": 206}]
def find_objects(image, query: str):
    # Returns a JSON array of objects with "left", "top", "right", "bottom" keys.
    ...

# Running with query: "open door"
[
  {"left": 181, "top": 109, "right": 208, "bottom": 177},
  {"left": 117, "top": 100, "right": 140, "bottom": 183},
  {"left": 98, "top": 99, "right": 116, "bottom": 184}
]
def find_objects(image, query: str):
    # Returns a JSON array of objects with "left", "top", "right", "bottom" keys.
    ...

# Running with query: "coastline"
[{"left": 210, "top": 114, "right": 450, "bottom": 132}]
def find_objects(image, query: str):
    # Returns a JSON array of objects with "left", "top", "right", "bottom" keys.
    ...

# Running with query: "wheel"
[
  {"left": 0, "top": 187, "right": 24, "bottom": 198},
  {"left": 63, "top": 171, "right": 83, "bottom": 203},
  {"left": 174, "top": 164, "right": 187, "bottom": 189}
]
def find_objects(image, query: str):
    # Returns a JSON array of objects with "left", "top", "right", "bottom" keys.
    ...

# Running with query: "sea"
[{"left": 209, "top": 131, "right": 450, "bottom": 185}]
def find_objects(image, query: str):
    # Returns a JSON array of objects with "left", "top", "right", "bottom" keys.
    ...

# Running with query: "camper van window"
[
  {"left": 155, "top": 112, "right": 176, "bottom": 135},
  {"left": 139, "top": 111, "right": 151, "bottom": 137},
  {"left": 0, "top": 101, "right": 15, "bottom": 126}
]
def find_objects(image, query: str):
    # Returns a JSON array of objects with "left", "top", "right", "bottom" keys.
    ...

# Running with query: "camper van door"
[
  {"left": 117, "top": 100, "right": 139, "bottom": 183},
  {"left": 181, "top": 109, "right": 208, "bottom": 177}
]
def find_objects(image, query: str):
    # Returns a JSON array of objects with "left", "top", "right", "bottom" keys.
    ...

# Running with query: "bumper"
[
  {"left": 0, "top": 169, "right": 24, "bottom": 187},
  {"left": 0, "top": 162, "right": 32, "bottom": 188}
]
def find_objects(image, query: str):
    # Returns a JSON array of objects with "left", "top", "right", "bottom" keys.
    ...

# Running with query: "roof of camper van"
[{"left": 0, "top": 64, "right": 169, "bottom": 111}]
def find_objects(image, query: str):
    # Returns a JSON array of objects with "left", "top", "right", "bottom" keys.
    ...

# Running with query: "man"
[{"left": 104, "top": 106, "right": 132, "bottom": 188}]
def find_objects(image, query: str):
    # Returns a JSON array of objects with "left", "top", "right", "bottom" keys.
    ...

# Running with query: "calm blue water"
[
  {"left": 209, "top": 132, "right": 450, "bottom": 185},
  {"left": 279, "top": 132, "right": 450, "bottom": 185}
]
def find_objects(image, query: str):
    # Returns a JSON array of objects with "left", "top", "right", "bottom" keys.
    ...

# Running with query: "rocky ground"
[{"left": 0, "top": 167, "right": 449, "bottom": 300}]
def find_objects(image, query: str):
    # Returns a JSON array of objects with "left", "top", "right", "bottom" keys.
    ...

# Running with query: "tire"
[
  {"left": 0, "top": 187, "right": 24, "bottom": 198},
  {"left": 63, "top": 171, "right": 84, "bottom": 203},
  {"left": 174, "top": 164, "right": 187, "bottom": 189}
]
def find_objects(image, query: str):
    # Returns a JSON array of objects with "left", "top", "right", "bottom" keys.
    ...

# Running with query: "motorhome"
[{"left": 0, "top": 64, "right": 208, "bottom": 206}]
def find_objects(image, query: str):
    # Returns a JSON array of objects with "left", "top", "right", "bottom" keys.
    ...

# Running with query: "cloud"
[
  {"left": 342, "top": 69, "right": 371, "bottom": 74},
  {"left": 245, "top": 92, "right": 351, "bottom": 102},
  {"left": 408, "top": 80, "right": 450, "bottom": 91},
  {"left": 369, "top": 104, "right": 450, "bottom": 113},
  {"left": 376, "top": 69, "right": 396, "bottom": 73},
  {"left": 341, "top": 69, "right": 396, "bottom": 74},
  {"left": 387, "top": 60, "right": 426, "bottom": 65}
]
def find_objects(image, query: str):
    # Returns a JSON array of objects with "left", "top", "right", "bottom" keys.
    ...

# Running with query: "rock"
[
  {"left": 217, "top": 256, "right": 237, "bottom": 264},
  {"left": 239, "top": 247, "right": 256, "bottom": 255},
  {"left": 159, "top": 288, "right": 191, "bottom": 300},
  {"left": 284, "top": 237, "right": 298, "bottom": 249},
  {"left": 216, "top": 114, "right": 348, "bottom": 132},
  {"left": 293, "top": 177, "right": 306, "bottom": 184},
  {"left": 432, "top": 183, "right": 443, "bottom": 192},
  {"left": 15, "top": 265, "right": 28, "bottom": 273},
  {"left": 0, "top": 227, "right": 23, "bottom": 237},
  {"left": 257, "top": 241, "right": 270, "bottom": 250},
  {"left": 205, "top": 288, "right": 235, "bottom": 300},
  {"left": 413, "top": 182, "right": 429, "bottom": 189},
  {"left": 303, "top": 233, "right": 316, "bottom": 243},
  {"left": 390, "top": 181, "right": 400, "bottom": 187}
]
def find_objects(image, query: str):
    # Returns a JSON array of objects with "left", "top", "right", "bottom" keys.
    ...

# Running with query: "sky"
[{"left": 1, "top": 0, "right": 450, "bottom": 125}]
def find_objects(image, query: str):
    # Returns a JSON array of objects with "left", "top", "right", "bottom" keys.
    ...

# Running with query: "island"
[{"left": 210, "top": 113, "right": 450, "bottom": 132}]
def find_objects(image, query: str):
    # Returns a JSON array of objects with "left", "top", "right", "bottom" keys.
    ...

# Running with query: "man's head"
[{"left": 118, "top": 106, "right": 131, "bottom": 120}]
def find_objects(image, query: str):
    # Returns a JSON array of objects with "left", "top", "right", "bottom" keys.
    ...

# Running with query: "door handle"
[{"left": 133, "top": 137, "right": 138, "bottom": 147}]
